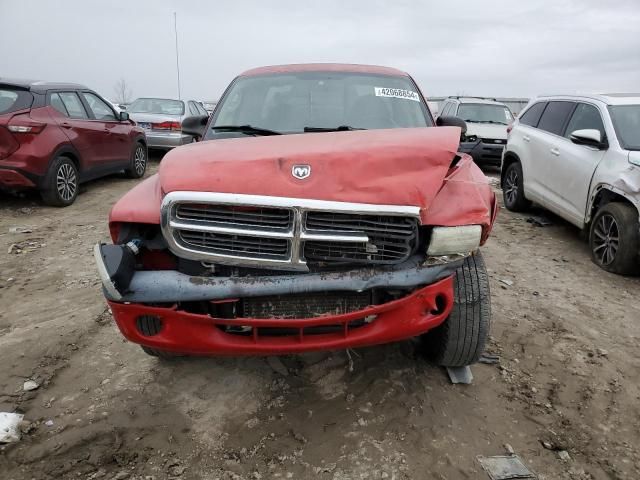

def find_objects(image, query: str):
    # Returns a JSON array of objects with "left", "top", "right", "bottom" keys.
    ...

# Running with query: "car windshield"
[
  {"left": 128, "top": 98, "right": 184, "bottom": 115},
  {"left": 608, "top": 105, "right": 640, "bottom": 151},
  {"left": 457, "top": 103, "right": 513, "bottom": 125},
  {"left": 210, "top": 72, "right": 431, "bottom": 134}
]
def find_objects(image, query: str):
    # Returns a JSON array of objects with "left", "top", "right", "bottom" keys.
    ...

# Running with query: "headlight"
[
  {"left": 462, "top": 134, "right": 478, "bottom": 143},
  {"left": 427, "top": 225, "right": 482, "bottom": 256}
]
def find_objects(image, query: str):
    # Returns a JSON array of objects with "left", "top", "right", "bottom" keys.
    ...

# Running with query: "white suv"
[
  {"left": 439, "top": 97, "right": 513, "bottom": 167},
  {"left": 502, "top": 94, "right": 640, "bottom": 274}
]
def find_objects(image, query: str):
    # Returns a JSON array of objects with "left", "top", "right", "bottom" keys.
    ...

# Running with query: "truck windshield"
[
  {"left": 457, "top": 104, "right": 513, "bottom": 125},
  {"left": 210, "top": 72, "right": 431, "bottom": 135},
  {"left": 608, "top": 105, "right": 640, "bottom": 151}
]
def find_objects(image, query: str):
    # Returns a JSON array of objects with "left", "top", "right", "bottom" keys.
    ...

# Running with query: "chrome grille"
[
  {"left": 178, "top": 230, "right": 290, "bottom": 259},
  {"left": 176, "top": 204, "right": 293, "bottom": 231},
  {"left": 161, "top": 192, "right": 421, "bottom": 271},
  {"left": 304, "top": 212, "right": 417, "bottom": 264},
  {"left": 481, "top": 138, "right": 506, "bottom": 145}
]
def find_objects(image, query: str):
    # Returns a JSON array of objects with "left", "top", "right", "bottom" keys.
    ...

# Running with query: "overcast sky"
[{"left": 1, "top": 0, "right": 639, "bottom": 102}]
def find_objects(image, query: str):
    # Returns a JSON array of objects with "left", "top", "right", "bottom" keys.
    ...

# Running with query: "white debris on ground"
[
  {"left": 23, "top": 380, "right": 39, "bottom": 391},
  {"left": 0, "top": 412, "right": 24, "bottom": 443}
]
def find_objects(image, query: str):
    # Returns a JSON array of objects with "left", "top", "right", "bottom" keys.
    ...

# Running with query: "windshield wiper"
[
  {"left": 211, "top": 125, "right": 282, "bottom": 136},
  {"left": 303, "top": 125, "right": 366, "bottom": 132},
  {"left": 463, "top": 119, "right": 506, "bottom": 125}
]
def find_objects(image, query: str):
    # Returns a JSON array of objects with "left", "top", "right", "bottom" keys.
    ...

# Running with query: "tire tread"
[{"left": 423, "top": 252, "right": 492, "bottom": 367}]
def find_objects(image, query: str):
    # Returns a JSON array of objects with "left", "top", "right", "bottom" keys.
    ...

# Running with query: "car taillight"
[
  {"left": 152, "top": 121, "right": 181, "bottom": 131},
  {"left": 0, "top": 126, "right": 20, "bottom": 159},
  {"left": 7, "top": 116, "right": 46, "bottom": 134}
]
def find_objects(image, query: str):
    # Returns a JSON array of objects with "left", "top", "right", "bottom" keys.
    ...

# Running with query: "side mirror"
[
  {"left": 570, "top": 129, "right": 607, "bottom": 149},
  {"left": 436, "top": 115, "right": 467, "bottom": 135},
  {"left": 182, "top": 115, "right": 209, "bottom": 140},
  {"left": 119, "top": 111, "right": 130, "bottom": 121}
]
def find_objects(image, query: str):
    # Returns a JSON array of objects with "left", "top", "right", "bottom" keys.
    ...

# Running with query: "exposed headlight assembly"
[{"left": 427, "top": 225, "right": 482, "bottom": 256}]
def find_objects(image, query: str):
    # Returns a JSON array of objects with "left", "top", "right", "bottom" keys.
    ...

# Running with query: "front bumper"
[
  {"left": 95, "top": 245, "right": 461, "bottom": 355},
  {"left": 107, "top": 276, "right": 454, "bottom": 356},
  {"left": 96, "top": 248, "right": 461, "bottom": 303},
  {"left": 459, "top": 141, "right": 504, "bottom": 167},
  {"left": 144, "top": 131, "right": 193, "bottom": 149}
]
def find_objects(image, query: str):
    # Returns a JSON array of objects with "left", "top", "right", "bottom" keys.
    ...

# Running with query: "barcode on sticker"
[{"left": 374, "top": 87, "right": 420, "bottom": 102}]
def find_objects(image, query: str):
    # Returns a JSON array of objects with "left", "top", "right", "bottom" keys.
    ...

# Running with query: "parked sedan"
[
  {"left": 502, "top": 94, "right": 640, "bottom": 274},
  {"left": 126, "top": 97, "right": 208, "bottom": 150},
  {"left": 0, "top": 79, "right": 147, "bottom": 206}
]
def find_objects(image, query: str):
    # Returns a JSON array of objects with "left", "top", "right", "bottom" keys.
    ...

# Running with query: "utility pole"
[{"left": 174, "top": 12, "right": 181, "bottom": 100}]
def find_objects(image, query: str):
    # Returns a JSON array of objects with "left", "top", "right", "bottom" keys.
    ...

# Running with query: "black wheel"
[
  {"left": 422, "top": 252, "right": 491, "bottom": 367},
  {"left": 140, "top": 346, "right": 180, "bottom": 359},
  {"left": 125, "top": 142, "right": 147, "bottom": 179},
  {"left": 40, "top": 155, "right": 79, "bottom": 207},
  {"left": 589, "top": 202, "right": 640, "bottom": 275},
  {"left": 502, "top": 162, "right": 531, "bottom": 212}
]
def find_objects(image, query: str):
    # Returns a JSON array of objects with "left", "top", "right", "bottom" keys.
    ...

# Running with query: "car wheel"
[
  {"left": 502, "top": 162, "right": 531, "bottom": 212},
  {"left": 40, "top": 155, "right": 79, "bottom": 207},
  {"left": 589, "top": 202, "right": 640, "bottom": 275},
  {"left": 421, "top": 252, "right": 491, "bottom": 367},
  {"left": 125, "top": 142, "right": 147, "bottom": 179}
]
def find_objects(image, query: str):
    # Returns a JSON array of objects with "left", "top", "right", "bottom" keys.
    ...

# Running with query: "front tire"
[
  {"left": 589, "top": 202, "right": 640, "bottom": 275},
  {"left": 502, "top": 161, "right": 531, "bottom": 212},
  {"left": 40, "top": 155, "right": 79, "bottom": 207},
  {"left": 422, "top": 252, "right": 491, "bottom": 367},
  {"left": 125, "top": 142, "right": 147, "bottom": 179}
]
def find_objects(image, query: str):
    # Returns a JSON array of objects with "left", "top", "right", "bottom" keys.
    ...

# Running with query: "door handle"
[
  {"left": 523, "top": 135, "right": 530, "bottom": 142},
  {"left": 104, "top": 128, "right": 111, "bottom": 134},
  {"left": 61, "top": 122, "right": 72, "bottom": 129},
  {"left": 550, "top": 148, "right": 560, "bottom": 156}
]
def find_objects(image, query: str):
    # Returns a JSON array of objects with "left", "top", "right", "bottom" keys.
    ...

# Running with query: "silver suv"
[
  {"left": 502, "top": 94, "right": 640, "bottom": 274},
  {"left": 439, "top": 97, "right": 513, "bottom": 167}
]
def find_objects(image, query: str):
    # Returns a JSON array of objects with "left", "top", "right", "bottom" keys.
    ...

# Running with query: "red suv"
[{"left": 0, "top": 79, "right": 147, "bottom": 206}]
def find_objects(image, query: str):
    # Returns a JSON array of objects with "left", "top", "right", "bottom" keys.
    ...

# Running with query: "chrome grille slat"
[
  {"left": 178, "top": 230, "right": 289, "bottom": 258},
  {"left": 306, "top": 212, "right": 416, "bottom": 235},
  {"left": 176, "top": 204, "right": 293, "bottom": 230},
  {"left": 304, "top": 211, "right": 417, "bottom": 264},
  {"left": 161, "top": 192, "right": 421, "bottom": 271}
]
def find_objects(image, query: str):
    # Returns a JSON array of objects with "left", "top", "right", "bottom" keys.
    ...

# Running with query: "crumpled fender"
[
  {"left": 421, "top": 154, "right": 497, "bottom": 243},
  {"left": 109, "top": 174, "right": 162, "bottom": 228}
]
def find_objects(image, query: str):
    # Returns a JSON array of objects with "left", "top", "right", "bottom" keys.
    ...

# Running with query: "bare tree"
[{"left": 113, "top": 78, "right": 132, "bottom": 105}]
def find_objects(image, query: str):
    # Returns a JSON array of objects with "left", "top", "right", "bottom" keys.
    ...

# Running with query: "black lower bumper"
[{"left": 95, "top": 242, "right": 463, "bottom": 304}]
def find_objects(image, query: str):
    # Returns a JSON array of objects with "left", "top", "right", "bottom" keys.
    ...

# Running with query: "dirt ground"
[{"left": 1, "top": 155, "right": 639, "bottom": 480}]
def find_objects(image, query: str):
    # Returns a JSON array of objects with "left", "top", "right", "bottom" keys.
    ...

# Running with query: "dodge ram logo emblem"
[{"left": 292, "top": 165, "right": 311, "bottom": 180}]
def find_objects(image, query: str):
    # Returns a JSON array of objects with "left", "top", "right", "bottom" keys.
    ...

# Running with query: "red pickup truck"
[{"left": 95, "top": 64, "right": 497, "bottom": 366}]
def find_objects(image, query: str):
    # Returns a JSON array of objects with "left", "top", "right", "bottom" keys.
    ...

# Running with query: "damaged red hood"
[{"left": 158, "top": 127, "right": 461, "bottom": 210}]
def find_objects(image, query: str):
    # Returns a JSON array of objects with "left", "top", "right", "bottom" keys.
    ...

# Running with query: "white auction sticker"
[{"left": 374, "top": 87, "right": 420, "bottom": 102}]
